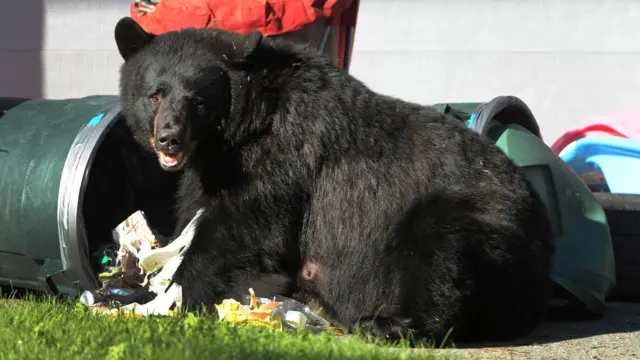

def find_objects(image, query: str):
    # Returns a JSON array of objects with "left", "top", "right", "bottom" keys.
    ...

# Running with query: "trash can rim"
[{"left": 56, "top": 100, "right": 123, "bottom": 291}]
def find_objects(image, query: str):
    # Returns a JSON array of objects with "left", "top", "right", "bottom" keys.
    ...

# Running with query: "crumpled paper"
[{"left": 83, "top": 209, "right": 204, "bottom": 317}]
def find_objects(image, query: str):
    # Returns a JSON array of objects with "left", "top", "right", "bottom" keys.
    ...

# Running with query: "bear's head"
[{"left": 114, "top": 17, "right": 264, "bottom": 172}]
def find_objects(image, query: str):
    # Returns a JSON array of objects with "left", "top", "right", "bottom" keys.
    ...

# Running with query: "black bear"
[{"left": 114, "top": 17, "right": 555, "bottom": 342}]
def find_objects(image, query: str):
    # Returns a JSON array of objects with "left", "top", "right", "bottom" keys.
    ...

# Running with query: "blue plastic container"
[{"left": 561, "top": 136, "right": 640, "bottom": 195}]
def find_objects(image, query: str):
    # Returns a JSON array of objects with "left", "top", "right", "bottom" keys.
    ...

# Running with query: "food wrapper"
[
  {"left": 214, "top": 288, "right": 330, "bottom": 333},
  {"left": 111, "top": 211, "right": 160, "bottom": 273}
]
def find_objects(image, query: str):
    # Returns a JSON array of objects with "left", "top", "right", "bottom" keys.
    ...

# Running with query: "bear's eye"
[{"left": 149, "top": 93, "right": 161, "bottom": 104}]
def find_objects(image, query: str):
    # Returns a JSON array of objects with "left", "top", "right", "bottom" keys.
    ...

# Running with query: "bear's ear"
[
  {"left": 114, "top": 17, "right": 155, "bottom": 61},
  {"left": 216, "top": 30, "right": 264, "bottom": 61}
]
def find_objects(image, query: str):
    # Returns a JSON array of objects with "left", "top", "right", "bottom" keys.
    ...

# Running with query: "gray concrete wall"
[{"left": 1, "top": 0, "right": 639, "bottom": 144}]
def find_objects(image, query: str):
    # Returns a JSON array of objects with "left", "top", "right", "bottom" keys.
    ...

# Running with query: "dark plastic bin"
[
  {"left": 434, "top": 97, "right": 617, "bottom": 316},
  {"left": 594, "top": 193, "right": 640, "bottom": 302},
  {"left": 0, "top": 96, "right": 180, "bottom": 296}
]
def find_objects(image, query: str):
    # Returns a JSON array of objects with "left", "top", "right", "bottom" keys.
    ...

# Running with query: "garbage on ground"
[
  {"left": 81, "top": 209, "right": 203, "bottom": 318},
  {"left": 214, "top": 287, "right": 331, "bottom": 333},
  {"left": 79, "top": 286, "right": 153, "bottom": 309},
  {"left": 81, "top": 209, "right": 332, "bottom": 333}
]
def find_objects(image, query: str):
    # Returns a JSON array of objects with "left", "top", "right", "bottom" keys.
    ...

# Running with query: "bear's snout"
[
  {"left": 156, "top": 128, "right": 184, "bottom": 153},
  {"left": 153, "top": 124, "right": 190, "bottom": 171}
]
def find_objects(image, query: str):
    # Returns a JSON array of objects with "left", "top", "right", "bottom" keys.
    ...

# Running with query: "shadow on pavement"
[{"left": 457, "top": 301, "right": 640, "bottom": 348}]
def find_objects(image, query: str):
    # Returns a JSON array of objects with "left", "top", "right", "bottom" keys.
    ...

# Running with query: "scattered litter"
[
  {"left": 80, "top": 209, "right": 203, "bottom": 317},
  {"left": 80, "top": 209, "right": 331, "bottom": 334},
  {"left": 79, "top": 286, "right": 152, "bottom": 308},
  {"left": 215, "top": 288, "right": 331, "bottom": 333}
]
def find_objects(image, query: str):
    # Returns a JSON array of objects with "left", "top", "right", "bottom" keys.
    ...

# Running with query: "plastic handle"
[{"left": 550, "top": 124, "right": 629, "bottom": 154}]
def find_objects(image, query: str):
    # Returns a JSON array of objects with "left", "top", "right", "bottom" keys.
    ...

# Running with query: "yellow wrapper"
[
  {"left": 214, "top": 288, "right": 284, "bottom": 331},
  {"left": 215, "top": 298, "right": 242, "bottom": 319},
  {"left": 221, "top": 310, "right": 284, "bottom": 331}
]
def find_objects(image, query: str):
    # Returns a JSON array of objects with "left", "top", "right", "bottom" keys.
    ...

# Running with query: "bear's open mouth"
[{"left": 158, "top": 151, "right": 185, "bottom": 171}]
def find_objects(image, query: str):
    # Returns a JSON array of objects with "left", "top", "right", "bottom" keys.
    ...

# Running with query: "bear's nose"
[{"left": 156, "top": 128, "right": 182, "bottom": 153}]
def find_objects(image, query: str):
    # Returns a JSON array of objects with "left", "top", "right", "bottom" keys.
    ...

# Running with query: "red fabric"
[{"left": 130, "top": 0, "right": 355, "bottom": 36}]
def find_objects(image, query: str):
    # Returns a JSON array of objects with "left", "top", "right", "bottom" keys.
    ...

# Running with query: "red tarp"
[{"left": 130, "top": 0, "right": 357, "bottom": 36}]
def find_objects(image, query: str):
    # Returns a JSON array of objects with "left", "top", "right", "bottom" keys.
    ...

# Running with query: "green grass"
[{"left": 0, "top": 293, "right": 458, "bottom": 360}]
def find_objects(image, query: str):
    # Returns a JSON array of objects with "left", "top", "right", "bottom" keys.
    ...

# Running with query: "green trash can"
[
  {"left": 434, "top": 96, "right": 617, "bottom": 316},
  {"left": 0, "top": 96, "right": 181, "bottom": 296}
]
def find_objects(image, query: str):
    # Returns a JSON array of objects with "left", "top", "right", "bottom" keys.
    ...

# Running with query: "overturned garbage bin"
[
  {"left": 434, "top": 96, "right": 617, "bottom": 317},
  {"left": 0, "top": 96, "right": 181, "bottom": 296}
]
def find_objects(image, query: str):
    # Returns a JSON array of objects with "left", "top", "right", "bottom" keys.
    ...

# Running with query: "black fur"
[{"left": 115, "top": 17, "right": 555, "bottom": 342}]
